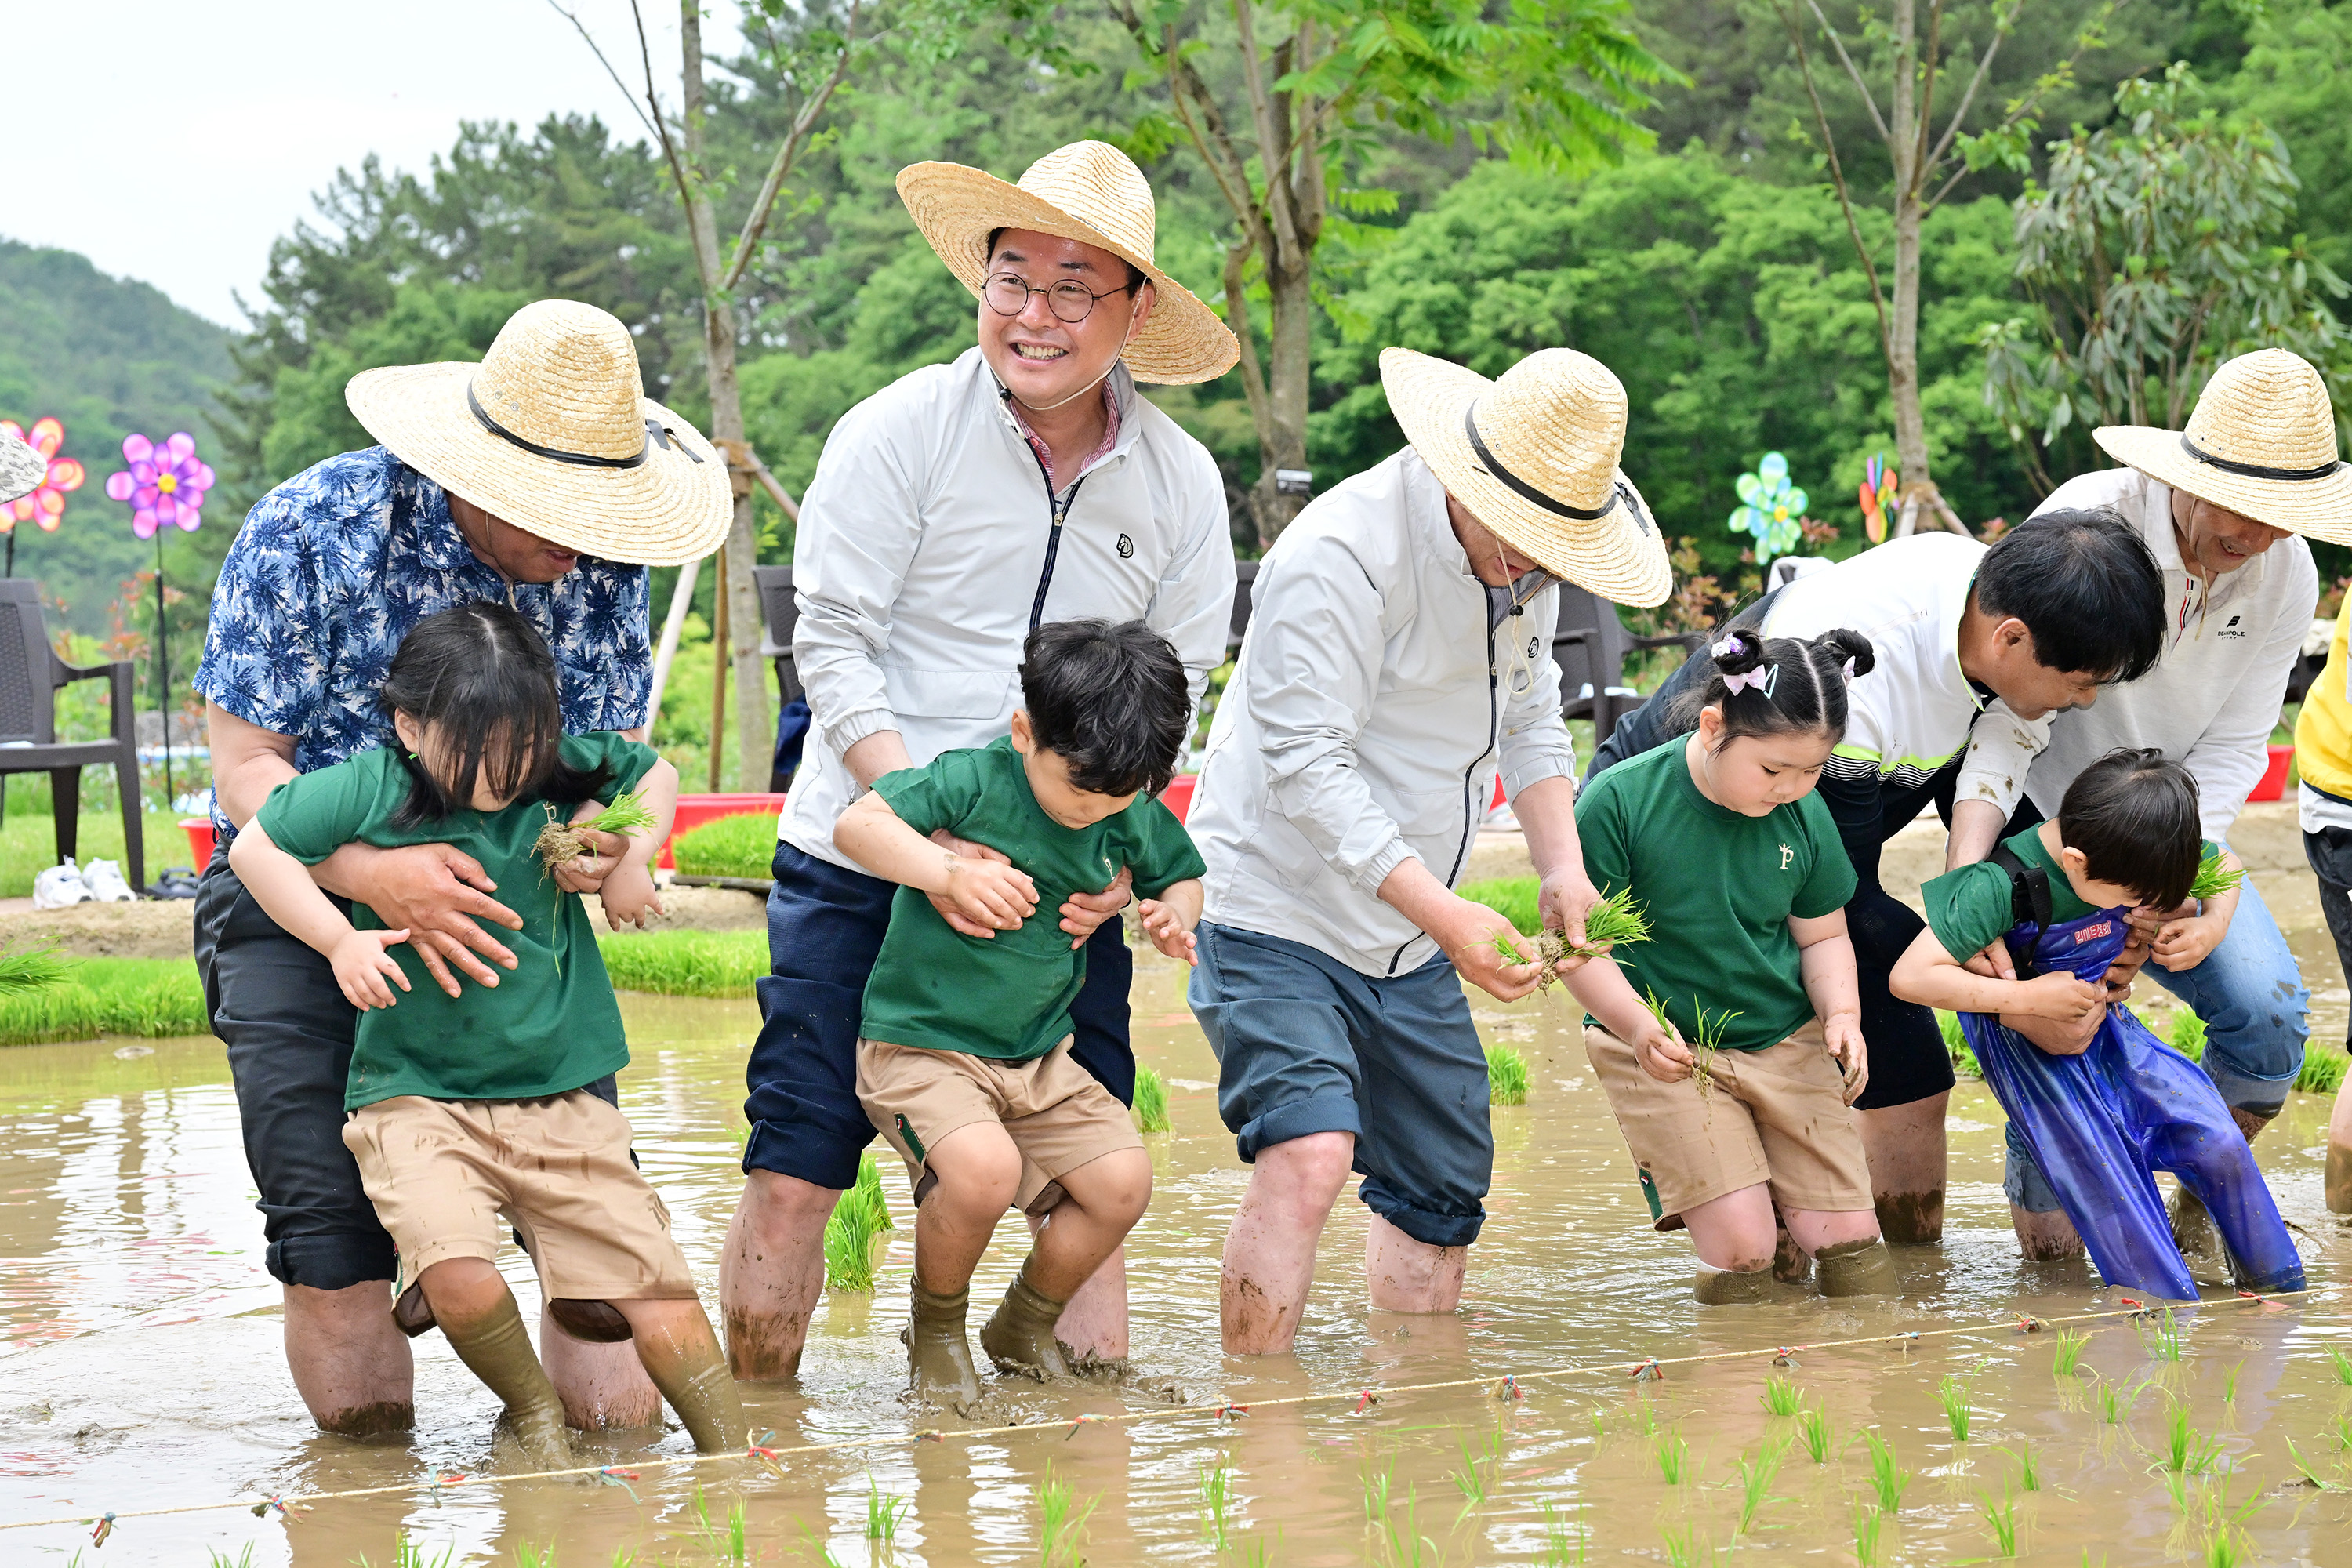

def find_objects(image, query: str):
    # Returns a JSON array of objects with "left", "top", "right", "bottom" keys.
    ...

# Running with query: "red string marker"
[
  {"left": 89, "top": 1514, "right": 116, "bottom": 1545},
  {"left": 1352, "top": 1390, "right": 1381, "bottom": 1415},
  {"left": 1629, "top": 1358, "right": 1664, "bottom": 1382}
]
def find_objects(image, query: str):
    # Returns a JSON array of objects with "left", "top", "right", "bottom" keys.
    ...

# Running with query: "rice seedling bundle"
[
  {"left": 534, "top": 790, "right": 658, "bottom": 873},
  {"left": 821, "top": 1152, "right": 895, "bottom": 1292},
  {"left": 1936, "top": 1374, "right": 1974, "bottom": 1443},
  {"left": 2169, "top": 1008, "right": 2208, "bottom": 1062},
  {"left": 2189, "top": 850, "right": 2244, "bottom": 902},
  {"left": 1939, "top": 1010, "right": 1983, "bottom": 1079},
  {"left": 671, "top": 811, "right": 784, "bottom": 879},
  {"left": 1760, "top": 1374, "right": 1804, "bottom": 1417},
  {"left": 1567, "top": 888, "right": 1650, "bottom": 957},
  {"left": 0, "top": 956, "right": 208, "bottom": 1047},
  {"left": 593, "top": 930, "right": 766, "bottom": 997},
  {"left": 1485, "top": 1042, "right": 1530, "bottom": 1105},
  {"left": 1132, "top": 1064, "right": 1171, "bottom": 1132},
  {"left": 2298, "top": 1048, "right": 2348, "bottom": 1095},
  {"left": 2052, "top": 1325, "right": 2089, "bottom": 1377}
]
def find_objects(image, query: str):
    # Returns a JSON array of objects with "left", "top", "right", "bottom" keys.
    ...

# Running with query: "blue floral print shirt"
[{"left": 195, "top": 447, "right": 652, "bottom": 837}]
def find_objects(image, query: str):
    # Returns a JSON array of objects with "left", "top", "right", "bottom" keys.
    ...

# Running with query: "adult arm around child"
[{"left": 227, "top": 821, "right": 413, "bottom": 1011}]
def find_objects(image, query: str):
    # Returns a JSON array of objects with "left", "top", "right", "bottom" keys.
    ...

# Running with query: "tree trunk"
[
  {"left": 681, "top": 2, "right": 772, "bottom": 791},
  {"left": 1885, "top": 1, "right": 1933, "bottom": 536},
  {"left": 1249, "top": 239, "right": 1316, "bottom": 545}
]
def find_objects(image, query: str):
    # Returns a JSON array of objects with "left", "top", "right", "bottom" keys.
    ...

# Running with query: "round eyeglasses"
[{"left": 982, "top": 271, "right": 1134, "bottom": 325}]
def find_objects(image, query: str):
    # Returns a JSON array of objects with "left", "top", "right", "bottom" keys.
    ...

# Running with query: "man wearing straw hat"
[
  {"left": 723, "top": 141, "right": 1239, "bottom": 1381},
  {"left": 193, "top": 299, "right": 731, "bottom": 1434},
  {"left": 1185, "top": 347, "right": 1660, "bottom": 1352},
  {"left": 1951, "top": 347, "right": 2344, "bottom": 1276}
]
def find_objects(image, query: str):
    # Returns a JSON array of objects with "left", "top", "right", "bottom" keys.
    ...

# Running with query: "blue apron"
[{"left": 1960, "top": 905, "right": 2303, "bottom": 1301}]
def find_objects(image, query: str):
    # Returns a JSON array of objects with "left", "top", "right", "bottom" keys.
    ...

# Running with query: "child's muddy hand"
[
  {"left": 1634, "top": 1024, "right": 1693, "bottom": 1083},
  {"left": 332, "top": 928, "right": 412, "bottom": 1011},
  {"left": 1824, "top": 1014, "right": 1869, "bottom": 1104},
  {"left": 597, "top": 866, "right": 664, "bottom": 929},
  {"left": 2021, "top": 971, "right": 2104, "bottom": 1022},
  {"left": 942, "top": 856, "right": 1037, "bottom": 935}
]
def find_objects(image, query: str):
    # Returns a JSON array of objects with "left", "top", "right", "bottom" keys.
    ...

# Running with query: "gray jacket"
[
  {"left": 1189, "top": 448, "right": 1574, "bottom": 976},
  {"left": 779, "top": 347, "right": 1236, "bottom": 867}
]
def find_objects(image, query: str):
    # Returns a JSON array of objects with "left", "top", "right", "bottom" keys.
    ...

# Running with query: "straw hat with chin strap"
[
  {"left": 345, "top": 299, "right": 732, "bottom": 567},
  {"left": 0, "top": 430, "right": 42, "bottom": 506},
  {"left": 896, "top": 140, "right": 1240, "bottom": 386},
  {"left": 1381, "top": 347, "right": 1671, "bottom": 608},
  {"left": 2092, "top": 348, "right": 2352, "bottom": 546}
]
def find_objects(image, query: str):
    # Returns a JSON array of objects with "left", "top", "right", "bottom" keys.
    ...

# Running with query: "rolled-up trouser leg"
[{"left": 2140, "top": 864, "right": 2309, "bottom": 1118}]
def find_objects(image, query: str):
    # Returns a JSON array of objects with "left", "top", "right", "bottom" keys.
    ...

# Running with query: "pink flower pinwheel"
[
  {"left": 0, "top": 417, "right": 87, "bottom": 533},
  {"left": 104, "top": 431, "right": 213, "bottom": 539}
]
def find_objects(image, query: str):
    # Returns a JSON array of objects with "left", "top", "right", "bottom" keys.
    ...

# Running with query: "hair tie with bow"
[
  {"left": 1722, "top": 663, "right": 1779, "bottom": 698},
  {"left": 1840, "top": 657, "right": 1857, "bottom": 681}
]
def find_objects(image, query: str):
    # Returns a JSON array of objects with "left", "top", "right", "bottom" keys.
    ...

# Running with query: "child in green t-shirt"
[
  {"left": 227, "top": 601, "right": 742, "bottom": 1464},
  {"left": 1566, "top": 627, "right": 1904, "bottom": 1304},
  {"left": 833, "top": 619, "right": 1206, "bottom": 1402}
]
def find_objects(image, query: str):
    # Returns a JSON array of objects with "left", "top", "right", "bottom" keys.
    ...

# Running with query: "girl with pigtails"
[{"left": 1564, "top": 627, "right": 1904, "bottom": 1304}]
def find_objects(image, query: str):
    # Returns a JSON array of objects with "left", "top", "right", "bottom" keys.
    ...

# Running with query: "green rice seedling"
[
  {"left": 1852, "top": 1503, "right": 1886, "bottom": 1568},
  {"left": 2335, "top": 1413, "right": 2352, "bottom": 1453},
  {"left": 1539, "top": 1499, "right": 1587, "bottom": 1566},
  {"left": 1381, "top": 1485, "right": 1438, "bottom": 1568},
  {"left": 1588, "top": 1405, "right": 1608, "bottom": 1443},
  {"left": 2299, "top": 1047, "right": 2350, "bottom": 1095},
  {"left": 1980, "top": 1486, "right": 2020, "bottom": 1558},
  {"left": 0, "top": 940, "right": 66, "bottom": 996},
  {"left": 866, "top": 1474, "right": 910, "bottom": 1541},
  {"left": 1236, "top": 1533, "right": 1281, "bottom": 1568},
  {"left": 2005, "top": 1439, "right": 2042, "bottom": 1492},
  {"left": 1361, "top": 1455, "right": 1393, "bottom": 1522},
  {"left": 1485, "top": 1042, "right": 1530, "bottom": 1106},
  {"left": 1567, "top": 887, "right": 1652, "bottom": 956},
  {"left": 2285, "top": 1433, "right": 2343, "bottom": 1490},
  {"left": 1653, "top": 1428, "right": 1691, "bottom": 1485},
  {"left": 1631, "top": 1399, "right": 1661, "bottom": 1436},
  {"left": 2170, "top": 1007, "right": 2208, "bottom": 1062},
  {"left": 1458, "top": 877, "right": 1541, "bottom": 935},
  {"left": 1936, "top": 1373, "right": 1974, "bottom": 1442},
  {"left": 2190, "top": 850, "right": 2245, "bottom": 903},
  {"left": 1036, "top": 1465, "right": 1098, "bottom": 1568},
  {"left": 1660, "top": 1523, "right": 1711, "bottom": 1568},
  {"left": 2205, "top": 1529, "right": 2245, "bottom": 1568},
  {"left": 1940, "top": 1009, "right": 1984, "bottom": 1079},
  {"left": 2053, "top": 1325, "right": 2090, "bottom": 1377},
  {"left": 1448, "top": 1429, "right": 1497, "bottom": 1518},
  {"left": 822, "top": 1180, "right": 885, "bottom": 1292},
  {"left": 535, "top": 789, "right": 658, "bottom": 873},
  {"left": 593, "top": 929, "right": 766, "bottom": 998},
  {"left": 2328, "top": 1346, "right": 2352, "bottom": 1387},
  {"left": 2141, "top": 1307, "right": 2184, "bottom": 1362},
  {"left": 1199, "top": 1454, "right": 1238, "bottom": 1549},
  {"left": 669, "top": 811, "right": 783, "bottom": 878},
  {"left": 2223, "top": 1360, "right": 2243, "bottom": 1406},
  {"left": 1797, "top": 1405, "right": 1835, "bottom": 1464},
  {"left": 793, "top": 1523, "right": 851, "bottom": 1568},
  {"left": 1733, "top": 1439, "right": 1787, "bottom": 1533},
  {"left": 206, "top": 1549, "right": 257, "bottom": 1568},
  {"left": 2097, "top": 1377, "right": 2149, "bottom": 1425},
  {"left": 1760, "top": 1373, "right": 1804, "bottom": 1417},
  {"left": 2161, "top": 1406, "right": 2226, "bottom": 1475},
  {"left": 1132, "top": 1064, "right": 1171, "bottom": 1132},
  {"left": 1863, "top": 1429, "right": 1911, "bottom": 1513}
]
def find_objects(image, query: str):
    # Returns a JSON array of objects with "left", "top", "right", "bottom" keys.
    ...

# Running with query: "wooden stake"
[{"left": 709, "top": 544, "right": 729, "bottom": 793}]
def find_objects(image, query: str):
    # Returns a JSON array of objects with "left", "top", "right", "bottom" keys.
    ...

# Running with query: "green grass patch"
[
  {"left": 0, "top": 808, "right": 195, "bottom": 898},
  {"left": 593, "top": 929, "right": 766, "bottom": 997},
  {"left": 670, "top": 811, "right": 781, "bottom": 880},
  {"left": 1486, "top": 1041, "right": 1530, "bottom": 1105},
  {"left": 0, "top": 956, "right": 207, "bottom": 1045}
]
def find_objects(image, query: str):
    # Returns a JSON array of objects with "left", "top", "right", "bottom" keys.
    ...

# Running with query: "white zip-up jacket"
[
  {"left": 1955, "top": 466, "right": 2316, "bottom": 840},
  {"left": 1189, "top": 448, "right": 1574, "bottom": 977},
  {"left": 779, "top": 347, "right": 1236, "bottom": 868}
]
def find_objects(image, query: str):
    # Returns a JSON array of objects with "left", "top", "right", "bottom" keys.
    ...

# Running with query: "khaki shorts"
[
  {"left": 859, "top": 1036, "right": 1142, "bottom": 1214},
  {"left": 1582, "top": 1020, "right": 1875, "bottom": 1230},
  {"left": 343, "top": 1091, "right": 699, "bottom": 1301}
]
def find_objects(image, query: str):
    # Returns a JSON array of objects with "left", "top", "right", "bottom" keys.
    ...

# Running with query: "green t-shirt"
[
  {"left": 252, "top": 733, "right": 660, "bottom": 1109},
  {"left": 1922, "top": 823, "right": 2223, "bottom": 961},
  {"left": 1573, "top": 739, "right": 1858, "bottom": 1052},
  {"left": 862, "top": 736, "right": 1207, "bottom": 1061}
]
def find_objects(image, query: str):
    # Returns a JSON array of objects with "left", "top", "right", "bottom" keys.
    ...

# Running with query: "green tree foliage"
[
  {"left": 1979, "top": 64, "right": 2348, "bottom": 491},
  {"left": 2222, "top": 0, "right": 2352, "bottom": 279},
  {"left": 1316, "top": 155, "right": 2029, "bottom": 583},
  {"left": 0, "top": 241, "right": 233, "bottom": 633}
]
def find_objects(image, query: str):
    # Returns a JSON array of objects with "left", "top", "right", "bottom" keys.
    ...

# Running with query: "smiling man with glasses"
[{"left": 720, "top": 142, "right": 1240, "bottom": 1386}]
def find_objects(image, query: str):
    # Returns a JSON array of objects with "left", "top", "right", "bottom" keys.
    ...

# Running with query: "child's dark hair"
[
  {"left": 380, "top": 601, "right": 612, "bottom": 826},
  {"left": 1668, "top": 626, "right": 1877, "bottom": 747},
  {"left": 2055, "top": 746, "right": 2201, "bottom": 911},
  {"left": 1973, "top": 507, "right": 2165, "bottom": 683},
  {"left": 1018, "top": 618, "right": 1189, "bottom": 797}
]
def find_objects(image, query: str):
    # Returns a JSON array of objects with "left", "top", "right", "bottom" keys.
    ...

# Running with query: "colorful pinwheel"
[
  {"left": 1857, "top": 452, "right": 1900, "bottom": 545},
  {"left": 103, "top": 432, "right": 213, "bottom": 539},
  {"left": 0, "top": 417, "right": 86, "bottom": 533},
  {"left": 1729, "top": 452, "right": 1806, "bottom": 566}
]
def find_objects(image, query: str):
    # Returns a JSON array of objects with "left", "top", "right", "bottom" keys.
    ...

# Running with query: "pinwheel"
[
  {"left": 1729, "top": 452, "right": 1807, "bottom": 566},
  {"left": 0, "top": 418, "right": 87, "bottom": 576},
  {"left": 1857, "top": 452, "right": 1900, "bottom": 545},
  {"left": 104, "top": 432, "right": 214, "bottom": 810}
]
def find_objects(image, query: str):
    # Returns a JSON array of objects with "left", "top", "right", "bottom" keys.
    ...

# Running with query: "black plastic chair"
[
  {"left": 0, "top": 579, "right": 142, "bottom": 891},
  {"left": 752, "top": 564, "right": 804, "bottom": 708}
]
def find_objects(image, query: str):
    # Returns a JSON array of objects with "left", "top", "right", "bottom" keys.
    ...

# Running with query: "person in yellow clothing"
[{"left": 2295, "top": 593, "right": 2352, "bottom": 1210}]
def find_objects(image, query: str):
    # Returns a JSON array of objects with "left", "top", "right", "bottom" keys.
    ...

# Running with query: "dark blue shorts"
[
  {"left": 742, "top": 840, "right": 1135, "bottom": 1189},
  {"left": 1188, "top": 921, "right": 1491, "bottom": 1249}
]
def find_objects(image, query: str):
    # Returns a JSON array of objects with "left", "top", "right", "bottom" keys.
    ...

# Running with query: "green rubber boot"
[
  {"left": 440, "top": 1292, "right": 572, "bottom": 1468},
  {"left": 903, "top": 1283, "right": 985, "bottom": 1404},
  {"left": 980, "top": 1265, "right": 1074, "bottom": 1380},
  {"left": 1693, "top": 1263, "right": 1774, "bottom": 1305},
  {"left": 1815, "top": 1238, "right": 1901, "bottom": 1297}
]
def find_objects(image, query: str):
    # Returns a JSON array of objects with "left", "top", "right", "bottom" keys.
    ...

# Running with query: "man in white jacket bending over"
[
  {"left": 722, "top": 142, "right": 1239, "bottom": 1380},
  {"left": 1953, "top": 348, "right": 2352, "bottom": 1276},
  {"left": 1186, "top": 347, "right": 1666, "bottom": 1353}
]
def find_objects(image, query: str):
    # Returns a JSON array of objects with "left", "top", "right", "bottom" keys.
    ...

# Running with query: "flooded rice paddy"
[{"left": 5, "top": 945, "right": 2352, "bottom": 1566}]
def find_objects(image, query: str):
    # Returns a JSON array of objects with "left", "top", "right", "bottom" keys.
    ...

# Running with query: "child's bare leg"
[
  {"left": 1784, "top": 1206, "right": 1899, "bottom": 1296},
  {"left": 609, "top": 1298, "right": 744, "bottom": 1453},
  {"left": 1029, "top": 1224, "right": 1127, "bottom": 1363},
  {"left": 1220, "top": 1131, "right": 1356, "bottom": 1354},
  {"left": 1678, "top": 1185, "right": 1778, "bottom": 1302},
  {"left": 542, "top": 1308, "right": 664, "bottom": 1430},
  {"left": 2011, "top": 1204, "right": 2087, "bottom": 1261},
  {"left": 905, "top": 1123, "right": 1020, "bottom": 1399},
  {"left": 2330, "top": 1073, "right": 2352, "bottom": 1214},
  {"left": 1364, "top": 1215, "right": 1466, "bottom": 1312},
  {"left": 985, "top": 1147, "right": 1151, "bottom": 1379},
  {"left": 417, "top": 1258, "right": 570, "bottom": 1465}
]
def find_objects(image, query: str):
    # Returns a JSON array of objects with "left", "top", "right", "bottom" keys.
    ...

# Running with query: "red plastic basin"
[
  {"left": 1160, "top": 774, "right": 1198, "bottom": 823},
  {"left": 2248, "top": 742, "right": 2295, "bottom": 803},
  {"left": 182, "top": 818, "right": 216, "bottom": 869}
]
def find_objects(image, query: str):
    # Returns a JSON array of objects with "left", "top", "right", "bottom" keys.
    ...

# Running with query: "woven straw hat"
[
  {"left": 896, "top": 141, "right": 1240, "bottom": 385},
  {"left": 1381, "top": 347, "right": 1670, "bottom": 607},
  {"left": 0, "top": 430, "right": 42, "bottom": 506},
  {"left": 2092, "top": 348, "right": 2352, "bottom": 545},
  {"left": 345, "top": 299, "right": 731, "bottom": 566}
]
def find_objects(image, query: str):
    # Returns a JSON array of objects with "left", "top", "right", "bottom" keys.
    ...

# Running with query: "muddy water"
[{"left": 4, "top": 953, "right": 2351, "bottom": 1566}]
